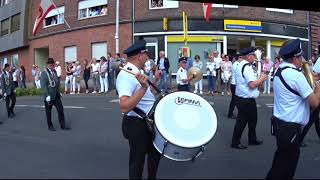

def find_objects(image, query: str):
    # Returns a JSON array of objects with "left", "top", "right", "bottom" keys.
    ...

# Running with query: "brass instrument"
[
  {"left": 187, "top": 67, "right": 203, "bottom": 83},
  {"left": 301, "top": 57, "right": 316, "bottom": 90}
]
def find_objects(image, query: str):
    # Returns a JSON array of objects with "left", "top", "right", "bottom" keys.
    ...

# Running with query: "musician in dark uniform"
[
  {"left": 231, "top": 47, "right": 267, "bottom": 149},
  {"left": 1, "top": 63, "right": 16, "bottom": 119},
  {"left": 116, "top": 39, "right": 161, "bottom": 179},
  {"left": 40, "top": 58, "right": 70, "bottom": 131},
  {"left": 266, "top": 39, "right": 320, "bottom": 179}
]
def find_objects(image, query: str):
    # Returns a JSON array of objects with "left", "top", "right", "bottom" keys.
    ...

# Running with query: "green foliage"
[{"left": 15, "top": 87, "right": 43, "bottom": 97}]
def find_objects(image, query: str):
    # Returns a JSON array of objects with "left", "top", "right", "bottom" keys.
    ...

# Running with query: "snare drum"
[{"left": 153, "top": 91, "right": 217, "bottom": 161}]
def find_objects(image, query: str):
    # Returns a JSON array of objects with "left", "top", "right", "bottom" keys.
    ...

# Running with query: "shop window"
[
  {"left": 150, "top": 0, "right": 179, "bottom": 9},
  {"left": 212, "top": 4, "right": 238, "bottom": 8},
  {"left": 12, "top": 54, "right": 18, "bottom": 68},
  {"left": 1, "top": 57, "right": 8, "bottom": 69},
  {"left": 266, "top": 8, "right": 293, "bottom": 14},
  {"left": 1, "top": 18, "right": 9, "bottom": 36},
  {"left": 92, "top": 42, "right": 107, "bottom": 60},
  {"left": 64, "top": 46, "right": 77, "bottom": 63},
  {"left": 44, "top": 6, "right": 65, "bottom": 27},
  {"left": 78, "top": 0, "right": 108, "bottom": 19},
  {"left": 11, "top": 13, "right": 20, "bottom": 33}
]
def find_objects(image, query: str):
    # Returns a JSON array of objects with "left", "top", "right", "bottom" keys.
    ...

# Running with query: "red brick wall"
[{"left": 29, "top": 23, "right": 132, "bottom": 80}]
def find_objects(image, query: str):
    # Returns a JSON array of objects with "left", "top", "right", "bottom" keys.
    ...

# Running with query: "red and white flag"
[
  {"left": 202, "top": 3, "right": 213, "bottom": 22},
  {"left": 33, "top": 0, "right": 55, "bottom": 36}
]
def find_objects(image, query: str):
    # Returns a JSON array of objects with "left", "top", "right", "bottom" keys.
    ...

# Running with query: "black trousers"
[
  {"left": 44, "top": 96, "right": 66, "bottom": 129},
  {"left": 300, "top": 106, "right": 320, "bottom": 142},
  {"left": 177, "top": 84, "right": 189, "bottom": 92},
  {"left": 5, "top": 93, "right": 16, "bottom": 116},
  {"left": 228, "top": 84, "right": 237, "bottom": 117},
  {"left": 266, "top": 118, "right": 302, "bottom": 180},
  {"left": 122, "top": 115, "right": 161, "bottom": 179},
  {"left": 231, "top": 96, "right": 258, "bottom": 145}
]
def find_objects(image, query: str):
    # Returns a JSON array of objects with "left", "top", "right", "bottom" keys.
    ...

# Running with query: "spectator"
[
  {"left": 83, "top": 59, "right": 91, "bottom": 94},
  {"left": 32, "top": 64, "right": 36, "bottom": 87},
  {"left": 12, "top": 67, "right": 18, "bottom": 88},
  {"left": 206, "top": 55, "right": 216, "bottom": 95},
  {"left": 157, "top": 51, "right": 170, "bottom": 91},
  {"left": 35, "top": 66, "right": 41, "bottom": 89},
  {"left": 144, "top": 52, "right": 155, "bottom": 82},
  {"left": 99, "top": 56, "right": 108, "bottom": 93},
  {"left": 262, "top": 57, "right": 273, "bottom": 95},
  {"left": 221, "top": 54, "right": 232, "bottom": 96},
  {"left": 20, "top": 65, "right": 26, "bottom": 89},
  {"left": 91, "top": 58, "right": 100, "bottom": 93}
]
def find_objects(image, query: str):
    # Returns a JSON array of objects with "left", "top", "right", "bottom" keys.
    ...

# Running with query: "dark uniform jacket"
[
  {"left": 40, "top": 68, "right": 61, "bottom": 101},
  {"left": 156, "top": 57, "right": 170, "bottom": 73},
  {"left": 1, "top": 71, "right": 15, "bottom": 96}
]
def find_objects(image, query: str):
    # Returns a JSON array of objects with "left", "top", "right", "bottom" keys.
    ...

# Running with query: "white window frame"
[
  {"left": 212, "top": 4, "right": 238, "bottom": 8},
  {"left": 11, "top": 54, "right": 18, "bottom": 68},
  {"left": 44, "top": 6, "right": 65, "bottom": 28},
  {"left": 91, "top": 42, "right": 107, "bottom": 60},
  {"left": 266, "top": 8, "right": 293, "bottom": 14},
  {"left": 149, "top": 0, "right": 179, "bottom": 10},
  {"left": 64, "top": 46, "right": 77, "bottom": 63},
  {"left": 78, "top": 0, "right": 108, "bottom": 20}
]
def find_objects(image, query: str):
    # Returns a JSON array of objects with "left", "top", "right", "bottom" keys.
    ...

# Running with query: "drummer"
[
  {"left": 176, "top": 57, "right": 194, "bottom": 92},
  {"left": 116, "top": 38, "right": 161, "bottom": 179}
]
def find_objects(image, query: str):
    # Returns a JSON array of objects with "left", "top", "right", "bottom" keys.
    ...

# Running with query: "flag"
[
  {"left": 33, "top": 0, "right": 55, "bottom": 36},
  {"left": 202, "top": 3, "right": 212, "bottom": 22}
]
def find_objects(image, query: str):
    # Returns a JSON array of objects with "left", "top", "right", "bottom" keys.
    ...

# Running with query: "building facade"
[{"left": 0, "top": 0, "right": 319, "bottom": 82}]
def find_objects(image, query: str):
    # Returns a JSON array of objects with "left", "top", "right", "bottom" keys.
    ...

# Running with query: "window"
[
  {"left": 64, "top": 46, "right": 77, "bottom": 63},
  {"left": 11, "top": 13, "right": 20, "bottom": 33},
  {"left": 212, "top": 4, "right": 238, "bottom": 8},
  {"left": 92, "top": 42, "right": 107, "bottom": 60},
  {"left": 11, "top": 54, "right": 18, "bottom": 68},
  {"left": 1, "top": 57, "right": 8, "bottom": 69},
  {"left": 266, "top": 8, "right": 293, "bottom": 14},
  {"left": 78, "top": 0, "right": 108, "bottom": 19},
  {"left": 0, "top": 0, "right": 11, "bottom": 7},
  {"left": 149, "top": 0, "right": 179, "bottom": 9},
  {"left": 1, "top": 18, "right": 9, "bottom": 36},
  {"left": 44, "top": 6, "right": 65, "bottom": 27}
]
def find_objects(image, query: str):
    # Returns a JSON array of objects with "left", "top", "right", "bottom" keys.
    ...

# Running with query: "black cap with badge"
[
  {"left": 178, "top": 57, "right": 188, "bottom": 63},
  {"left": 123, "top": 38, "right": 148, "bottom": 57},
  {"left": 240, "top": 47, "right": 256, "bottom": 56},
  {"left": 279, "top": 39, "right": 303, "bottom": 60}
]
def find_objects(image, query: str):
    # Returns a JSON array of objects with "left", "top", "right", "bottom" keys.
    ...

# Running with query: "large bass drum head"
[{"left": 154, "top": 92, "right": 217, "bottom": 148}]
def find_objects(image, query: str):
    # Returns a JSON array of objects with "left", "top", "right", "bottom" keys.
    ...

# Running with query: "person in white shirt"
[
  {"left": 221, "top": 54, "right": 233, "bottom": 96},
  {"left": 231, "top": 47, "right": 267, "bottom": 149},
  {"left": 176, "top": 57, "right": 194, "bottom": 91},
  {"left": 193, "top": 55, "right": 203, "bottom": 94},
  {"left": 55, "top": 61, "right": 62, "bottom": 81},
  {"left": 73, "top": 61, "right": 81, "bottom": 94},
  {"left": 266, "top": 39, "right": 320, "bottom": 179},
  {"left": 116, "top": 39, "right": 161, "bottom": 179},
  {"left": 91, "top": 58, "right": 100, "bottom": 93},
  {"left": 64, "top": 62, "right": 73, "bottom": 94},
  {"left": 228, "top": 55, "right": 242, "bottom": 119},
  {"left": 144, "top": 53, "right": 155, "bottom": 82},
  {"left": 206, "top": 55, "right": 216, "bottom": 95},
  {"left": 213, "top": 51, "right": 222, "bottom": 93},
  {"left": 69, "top": 62, "right": 77, "bottom": 94}
]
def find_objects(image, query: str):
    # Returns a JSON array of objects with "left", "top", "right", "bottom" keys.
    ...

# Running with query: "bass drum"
[{"left": 153, "top": 91, "right": 217, "bottom": 161}]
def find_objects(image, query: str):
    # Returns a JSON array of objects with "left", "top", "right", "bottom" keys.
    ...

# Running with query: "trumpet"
[{"left": 302, "top": 60, "right": 316, "bottom": 90}]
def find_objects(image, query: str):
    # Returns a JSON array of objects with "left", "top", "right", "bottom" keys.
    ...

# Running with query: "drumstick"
[{"left": 119, "top": 66, "right": 161, "bottom": 94}]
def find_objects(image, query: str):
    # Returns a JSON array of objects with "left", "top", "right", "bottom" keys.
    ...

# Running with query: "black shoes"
[
  {"left": 231, "top": 143, "right": 247, "bottom": 149},
  {"left": 228, "top": 114, "right": 237, "bottom": 119},
  {"left": 48, "top": 127, "right": 56, "bottom": 131},
  {"left": 61, "top": 127, "right": 71, "bottom": 130},
  {"left": 8, "top": 114, "right": 14, "bottom": 118},
  {"left": 249, "top": 140, "right": 263, "bottom": 146}
]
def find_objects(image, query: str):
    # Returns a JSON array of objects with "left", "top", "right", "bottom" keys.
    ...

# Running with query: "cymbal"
[{"left": 187, "top": 67, "right": 203, "bottom": 83}]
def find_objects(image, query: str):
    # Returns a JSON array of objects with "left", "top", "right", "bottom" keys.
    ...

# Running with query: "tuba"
[{"left": 301, "top": 58, "right": 316, "bottom": 90}]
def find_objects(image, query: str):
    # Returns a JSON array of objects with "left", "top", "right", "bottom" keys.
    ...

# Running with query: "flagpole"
[{"left": 49, "top": 0, "right": 71, "bottom": 29}]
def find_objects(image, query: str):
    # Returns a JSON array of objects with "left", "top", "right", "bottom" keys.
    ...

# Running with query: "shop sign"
[{"left": 224, "top": 19, "right": 262, "bottom": 32}]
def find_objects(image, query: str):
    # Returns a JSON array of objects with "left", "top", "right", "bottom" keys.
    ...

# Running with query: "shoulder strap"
[
  {"left": 275, "top": 66, "right": 301, "bottom": 97},
  {"left": 241, "top": 63, "right": 249, "bottom": 78}
]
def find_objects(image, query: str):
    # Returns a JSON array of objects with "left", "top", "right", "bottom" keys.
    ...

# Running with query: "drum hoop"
[{"left": 154, "top": 92, "right": 217, "bottom": 148}]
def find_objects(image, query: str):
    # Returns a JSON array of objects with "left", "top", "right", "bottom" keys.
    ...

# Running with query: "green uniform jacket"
[
  {"left": 40, "top": 68, "right": 61, "bottom": 101},
  {"left": 1, "top": 71, "right": 15, "bottom": 96}
]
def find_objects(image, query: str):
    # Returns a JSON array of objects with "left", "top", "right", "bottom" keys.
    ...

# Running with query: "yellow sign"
[
  {"left": 167, "top": 36, "right": 224, "bottom": 43},
  {"left": 163, "top": 17, "right": 168, "bottom": 31},
  {"left": 224, "top": 19, "right": 262, "bottom": 32}
]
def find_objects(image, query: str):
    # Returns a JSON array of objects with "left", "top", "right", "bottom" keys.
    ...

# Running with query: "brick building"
[{"left": 0, "top": 0, "right": 319, "bottom": 82}]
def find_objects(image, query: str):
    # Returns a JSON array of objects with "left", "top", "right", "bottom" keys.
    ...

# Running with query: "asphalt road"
[{"left": 0, "top": 91, "right": 319, "bottom": 179}]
